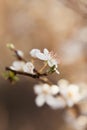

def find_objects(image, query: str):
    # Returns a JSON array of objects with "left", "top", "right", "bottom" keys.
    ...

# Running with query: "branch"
[{"left": 5, "top": 67, "right": 51, "bottom": 84}]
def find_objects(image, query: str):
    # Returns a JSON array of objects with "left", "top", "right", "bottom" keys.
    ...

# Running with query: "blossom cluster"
[
  {"left": 5, "top": 44, "right": 87, "bottom": 108},
  {"left": 7, "top": 44, "right": 59, "bottom": 75},
  {"left": 34, "top": 79, "right": 86, "bottom": 109},
  {"left": 5, "top": 44, "right": 60, "bottom": 83},
  {"left": 4, "top": 44, "right": 87, "bottom": 130}
]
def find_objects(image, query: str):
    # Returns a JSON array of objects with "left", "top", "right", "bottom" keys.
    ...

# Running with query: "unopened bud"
[
  {"left": 7, "top": 43, "right": 15, "bottom": 50},
  {"left": 16, "top": 50, "right": 24, "bottom": 58}
]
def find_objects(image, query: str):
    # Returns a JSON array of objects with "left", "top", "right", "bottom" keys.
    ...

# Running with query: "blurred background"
[{"left": 0, "top": 0, "right": 87, "bottom": 130}]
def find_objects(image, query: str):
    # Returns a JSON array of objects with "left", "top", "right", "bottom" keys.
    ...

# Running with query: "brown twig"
[
  {"left": 14, "top": 50, "right": 27, "bottom": 62},
  {"left": 5, "top": 67, "right": 52, "bottom": 84}
]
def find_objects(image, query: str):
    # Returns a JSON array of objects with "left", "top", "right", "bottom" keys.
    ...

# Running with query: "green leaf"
[
  {"left": 13, "top": 76, "right": 19, "bottom": 82},
  {"left": 2, "top": 72, "right": 10, "bottom": 79},
  {"left": 2, "top": 71, "right": 19, "bottom": 83}
]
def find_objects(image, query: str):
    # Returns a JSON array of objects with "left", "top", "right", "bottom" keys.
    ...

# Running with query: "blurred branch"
[{"left": 5, "top": 67, "right": 52, "bottom": 84}]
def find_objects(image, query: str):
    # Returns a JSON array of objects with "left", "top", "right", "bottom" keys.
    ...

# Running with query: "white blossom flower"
[
  {"left": 58, "top": 79, "right": 85, "bottom": 107},
  {"left": 10, "top": 61, "right": 35, "bottom": 74},
  {"left": 65, "top": 110, "right": 87, "bottom": 130},
  {"left": 23, "top": 62, "right": 35, "bottom": 74},
  {"left": 10, "top": 61, "right": 25, "bottom": 71},
  {"left": 30, "top": 48, "right": 59, "bottom": 74},
  {"left": 34, "top": 84, "right": 60, "bottom": 108}
]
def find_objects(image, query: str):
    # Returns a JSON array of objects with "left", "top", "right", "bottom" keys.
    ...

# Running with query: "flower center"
[{"left": 67, "top": 92, "right": 73, "bottom": 98}]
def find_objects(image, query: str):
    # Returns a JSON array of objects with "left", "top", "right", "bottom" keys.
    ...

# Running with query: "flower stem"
[{"left": 39, "top": 62, "right": 48, "bottom": 73}]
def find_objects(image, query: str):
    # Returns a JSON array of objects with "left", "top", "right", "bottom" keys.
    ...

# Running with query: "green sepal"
[{"left": 47, "top": 65, "right": 55, "bottom": 74}]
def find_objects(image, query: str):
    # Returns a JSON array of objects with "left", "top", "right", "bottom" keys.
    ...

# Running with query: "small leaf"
[
  {"left": 2, "top": 72, "right": 9, "bottom": 79},
  {"left": 9, "top": 71, "right": 15, "bottom": 78},
  {"left": 13, "top": 76, "right": 19, "bottom": 82},
  {"left": 2, "top": 71, "right": 19, "bottom": 83}
]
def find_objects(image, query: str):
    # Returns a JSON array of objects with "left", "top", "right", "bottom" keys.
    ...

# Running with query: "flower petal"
[
  {"left": 34, "top": 85, "right": 43, "bottom": 94},
  {"left": 47, "top": 59, "right": 58, "bottom": 67},
  {"left": 10, "top": 66, "right": 16, "bottom": 71},
  {"left": 58, "top": 79, "right": 69, "bottom": 96},
  {"left": 58, "top": 79, "right": 69, "bottom": 88},
  {"left": 46, "top": 95, "right": 66, "bottom": 109},
  {"left": 35, "top": 94, "right": 45, "bottom": 107},
  {"left": 50, "top": 85, "right": 59, "bottom": 95},
  {"left": 54, "top": 97, "right": 66, "bottom": 109},
  {"left": 43, "top": 48, "right": 49, "bottom": 55},
  {"left": 46, "top": 95, "right": 55, "bottom": 106},
  {"left": 55, "top": 69, "right": 60, "bottom": 74},
  {"left": 23, "top": 62, "right": 35, "bottom": 74},
  {"left": 42, "top": 84, "right": 50, "bottom": 93},
  {"left": 12, "top": 61, "right": 25, "bottom": 71},
  {"left": 30, "top": 49, "right": 41, "bottom": 58},
  {"left": 66, "top": 99, "right": 74, "bottom": 107},
  {"left": 35, "top": 52, "right": 48, "bottom": 60}
]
